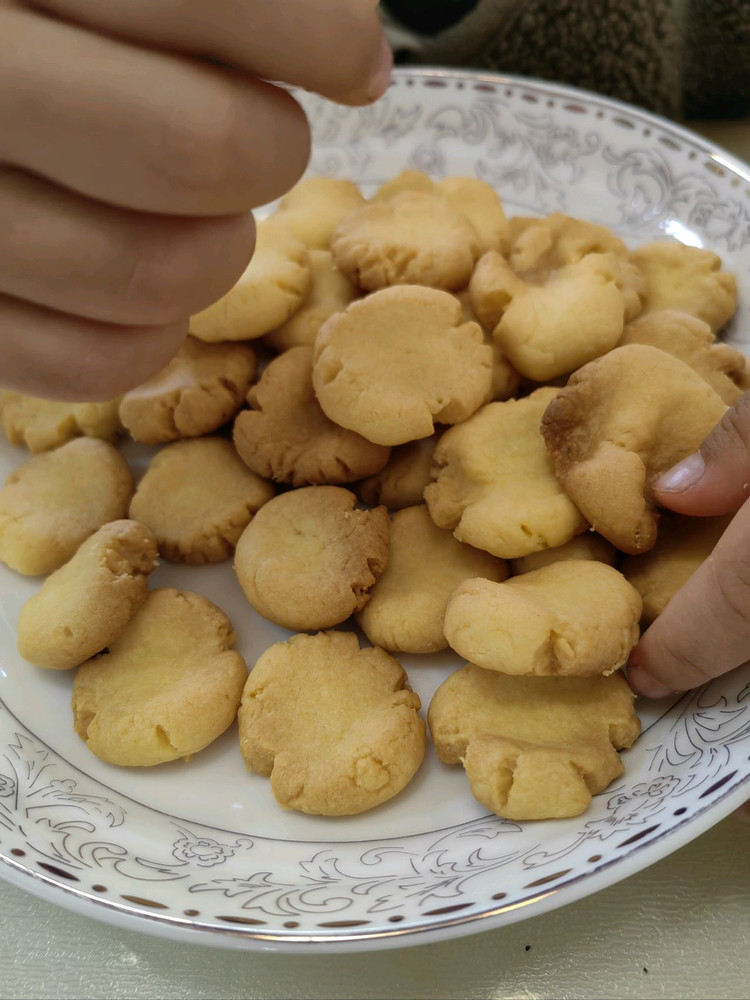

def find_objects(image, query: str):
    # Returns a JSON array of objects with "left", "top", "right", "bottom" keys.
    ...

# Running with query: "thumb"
[
  {"left": 652, "top": 390, "right": 750, "bottom": 515},
  {"left": 627, "top": 497, "right": 750, "bottom": 697}
]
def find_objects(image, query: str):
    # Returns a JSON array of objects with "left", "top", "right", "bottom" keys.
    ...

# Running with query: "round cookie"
[
  {"left": 357, "top": 434, "right": 438, "bottom": 510},
  {"left": 263, "top": 249, "right": 358, "bottom": 353},
  {"left": 630, "top": 240, "right": 737, "bottom": 331},
  {"left": 373, "top": 171, "right": 509, "bottom": 255},
  {"left": 233, "top": 486, "right": 389, "bottom": 631},
  {"left": 0, "top": 392, "right": 121, "bottom": 454},
  {"left": 313, "top": 285, "right": 492, "bottom": 446},
  {"left": 119, "top": 336, "right": 257, "bottom": 444},
  {"left": 233, "top": 346, "right": 390, "bottom": 486},
  {"left": 237, "top": 630, "right": 425, "bottom": 815},
  {"left": 17, "top": 519, "right": 159, "bottom": 670},
  {"left": 271, "top": 176, "right": 366, "bottom": 249},
  {"left": 189, "top": 220, "right": 311, "bottom": 342},
  {"left": 443, "top": 561, "right": 642, "bottom": 677},
  {"left": 129, "top": 437, "right": 274, "bottom": 564},
  {"left": 428, "top": 663, "right": 641, "bottom": 820},
  {"left": 424, "top": 388, "right": 588, "bottom": 560},
  {"left": 72, "top": 588, "right": 247, "bottom": 766},
  {"left": 0, "top": 437, "right": 134, "bottom": 576},
  {"left": 331, "top": 190, "right": 481, "bottom": 291},
  {"left": 357, "top": 504, "right": 508, "bottom": 654}
]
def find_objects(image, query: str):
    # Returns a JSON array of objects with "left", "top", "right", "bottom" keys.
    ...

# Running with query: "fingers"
[
  {"left": 0, "top": 293, "right": 187, "bottom": 401},
  {"left": 0, "top": 168, "right": 256, "bottom": 326},
  {"left": 29, "top": 0, "right": 392, "bottom": 106},
  {"left": 628, "top": 499, "right": 750, "bottom": 696},
  {"left": 0, "top": 6, "right": 310, "bottom": 215},
  {"left": 653, "top": 391, "right": 750, "bottom": 516}
]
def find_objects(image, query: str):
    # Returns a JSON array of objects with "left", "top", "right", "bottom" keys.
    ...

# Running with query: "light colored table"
[{"left": 2, "top": 117, "right": 750, "bottom": 1000}]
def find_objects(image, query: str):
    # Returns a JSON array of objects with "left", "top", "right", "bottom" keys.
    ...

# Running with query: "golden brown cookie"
[
  {"left": 357, "top": 434, "right": 438, "bottom": 510},
  {"left": 234, "top": 486, "right": 389, "bottom": 631},
  {"left": 190, "top": 221, "right": 311, "bottom": 342},
  {"left": 630, "top": 240, "right": 737, "bottom": 331},
  {"left": 443, "top": 561, "right": 642, "bottom": 676},
  {"left": 621, "top": 513, "right": 732, "bottom": 624},
  {"left": 17, "top": 520, "right": 158, "bottom": 670},
  {"left": 618, "top": 309, "right": 746, "bottom": 405},
  {"left": 263, "top": 249, "right": 358, "bottom": 353},
  {"left": 313, "top": 286, "right": 492, "bottom": 446},
  {"left": 428, "top": 663, "right": 640, "bottom": 820},
  {"left": 233, "top": 346, "right": 390, "bottom": 486},
  {"left": 509, "top": 531, "right": 617, "bottom": 575},
  {"left": 541, "top": 344, "right": 728, "bottom": 554},
  {"left": 129, "top": 437, "right": 274, "bottom": 564},
  {"left": 72, "top": 588, "right": 247, "bottom": 766},
  {"left": 0, "top": 392, "right": 121, "bottom": 453},
  {"left": 424, "top": 388, "right": 588, "bottom": 559},
  {"left": 0, "top": 438, "right": 133, "bottom": 576},
  {"left": 372, "top": 171, "right": 509, "bottom": 255},
  {"left": 119, "top": 336, "right": 257, "bottom": 444},
  {"left": 237, "top": 630, "right": 425, "bottom": 815},
  {"left": 271, "top": 176, "right": 366, "bottom": 249},
  {"left": 357, "top": 504, "right": 508, "bottom": 654},
  {"left": 469, "top": 248, "right": 634, "bottom": 383},
  {"left": 331, "top": 191, "right": 480, "bottom": 291}
]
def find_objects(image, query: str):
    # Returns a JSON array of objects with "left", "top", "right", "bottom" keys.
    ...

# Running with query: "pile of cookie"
[{"left": 0, "top": 169, "right": 744, "bottom": 822}]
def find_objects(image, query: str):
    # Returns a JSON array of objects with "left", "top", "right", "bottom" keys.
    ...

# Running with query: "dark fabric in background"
[{"left": 383, "top": 0, "right": 750, "bottom": 120}]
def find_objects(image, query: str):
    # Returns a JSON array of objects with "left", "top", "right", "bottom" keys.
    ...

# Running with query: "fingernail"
[
  {"left": 653, "top": 452, "right": 705, "bottom": 494},
  {"left": 367, "top": 36, "right": 393, "bottom": 101}
]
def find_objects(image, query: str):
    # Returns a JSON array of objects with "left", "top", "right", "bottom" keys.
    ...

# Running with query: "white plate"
[{"left": 1, "top": 69, "right": 749, "bottom": 953}]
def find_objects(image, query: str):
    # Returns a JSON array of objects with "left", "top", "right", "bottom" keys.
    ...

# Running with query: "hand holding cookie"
[{"left": 628, "top": 393, "right": 750, "bottom": 696}]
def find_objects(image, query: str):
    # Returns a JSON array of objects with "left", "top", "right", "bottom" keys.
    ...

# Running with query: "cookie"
[
  {"left": 424, "top": 388, "right": 588, "bottom": 559},
  {"left": 469, "top": 248, "right": 635, "bottom": 383},
  {"left": 357, "top": 434, "right": 438, "bottom": 510},
  {"left": 190, "top": 220, "right": 311, "bottom": 342},
  {"left": 271, "top": 176, "right": 366, "bottom": 249},
  {"left": 0, "top": 392, "right": 121, "bottom": 453},
  {"left": 373, "top": 171, "right": 509, "bottom": 255},
  {"left": 509, "top": 531, "right": 617, "bottom": 575},
  {"left": 443, "top": 561, "right": 642, "bottom": 676},
  {"left": 118, "top": 336, "right": 256, "bottom": 445},
  {"left": 630, "top": 240, "right": 737, "bottom": 331},
  {"left": 237, "top": 630, "right": 425, "bottom": 815},
  {"left": 313, "top": 285, "right": 492, "bottom": 446},
  {"left": 0, "top": 438, "right": 133, "bottom": 576},
  {"left": 233, "top": 345, "right": 390, "bottom": 486},
  {"left": 331, "top": 191, "right": 480, "bottom": 291},
  {"left": 621, "top": 513, "right": 732, "bottom": 624},
  {"left": 17, "top": 519, "right": 158, "bottom": 670},
  {"left": 263, "top": 249, "right": 358, "bottom": 353},
  {"left": 619, "top": 309, "right": 746, "bottom": 405},
  {"left": 541, "top": 344, "right": 728, "bottom": 554},
  {"left": 357, "top": 504, "right": 508, "bottom": 654},
  {"left": 129, "top": 437, "right": 274, "bottom": 564},
  {"left": 428, "top": 663, "right": 640, "bottom": 820},
  {"left": 72, "top": 588, "right": 247, "bottom": 766},
  {"left": 233, "top": 486, "right": 389, "bottom": 631}
]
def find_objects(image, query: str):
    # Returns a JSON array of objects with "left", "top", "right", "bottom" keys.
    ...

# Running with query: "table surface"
[{"left": 2, "top": 116, "right": 750, "bottom": 1000}]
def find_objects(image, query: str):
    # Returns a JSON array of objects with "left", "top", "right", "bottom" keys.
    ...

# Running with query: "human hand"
[
  {"left": 0, "top": 0, "right": 391, "bottom": 400},
  {"left": 628, "top": 391, "right": 750, "bottom": 698}
]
